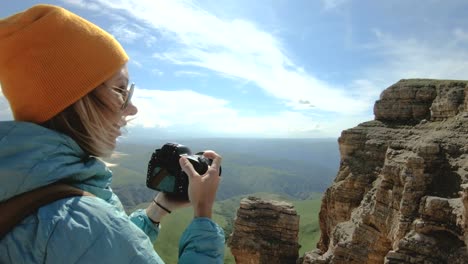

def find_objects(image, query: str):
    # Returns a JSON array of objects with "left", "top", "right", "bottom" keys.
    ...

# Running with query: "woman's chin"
[{"left": 106, "top": 137, "right": 118, "bottom": 150}]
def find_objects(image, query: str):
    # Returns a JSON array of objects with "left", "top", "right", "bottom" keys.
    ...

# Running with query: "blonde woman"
[{"left": 0, "top": 4, "right": 224, "bottom": 264}]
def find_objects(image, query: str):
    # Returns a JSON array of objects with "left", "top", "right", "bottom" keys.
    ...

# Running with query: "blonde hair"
[{"left": 42, "top": 84, "right": 125, "bottom": 157}]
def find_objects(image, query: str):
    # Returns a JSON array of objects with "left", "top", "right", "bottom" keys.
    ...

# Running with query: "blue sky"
[{"left": 2, "top": 0, "right": 468, "bottom": 139}]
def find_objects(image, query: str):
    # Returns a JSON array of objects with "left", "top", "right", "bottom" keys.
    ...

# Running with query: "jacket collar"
[{"left": 0, "top": 121, "right": 113, "bottom": 202}]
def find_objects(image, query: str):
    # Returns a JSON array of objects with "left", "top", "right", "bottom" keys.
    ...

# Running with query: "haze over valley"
[{"left": 108, "top": 138, "right": 339, "bottom": 209}]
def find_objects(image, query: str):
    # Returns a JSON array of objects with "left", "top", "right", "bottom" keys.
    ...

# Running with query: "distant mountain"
[{"left": 107, "top": 138, "right": 340, "bottom": 208}]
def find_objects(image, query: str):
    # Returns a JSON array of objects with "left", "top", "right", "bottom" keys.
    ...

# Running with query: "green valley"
[
  {"left": 130, "top": 193, "right": 322, "bottom": 263},
  {"left": 106, "top": 138, "right": 337, "bottom": 262}
]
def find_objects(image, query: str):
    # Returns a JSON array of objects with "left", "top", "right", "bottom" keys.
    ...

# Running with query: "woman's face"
[{"left": 100, "top": 65, "right": 138, "bottom": 147}]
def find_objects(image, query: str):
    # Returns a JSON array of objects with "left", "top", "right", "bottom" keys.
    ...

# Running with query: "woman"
[{"left": 0, "top": 4, "right": 224, "bottom": 264}]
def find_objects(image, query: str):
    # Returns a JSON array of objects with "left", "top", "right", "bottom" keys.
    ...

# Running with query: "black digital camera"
[{"left": 146, "top": 143, "right": 221, "bottom": 201}]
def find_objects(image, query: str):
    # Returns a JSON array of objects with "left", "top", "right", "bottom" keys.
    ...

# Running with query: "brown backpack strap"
[{"left": 0, "top": 183, "right": 95, "bottom": 239}]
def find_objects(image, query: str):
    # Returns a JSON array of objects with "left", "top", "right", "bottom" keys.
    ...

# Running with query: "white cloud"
[
  {"left": 340, "top": 29, "right": 468, "bottom": 110},
  {"left": 77, "top": 0, "right": 372, "bottom": 116},
  {"left": 151, "top": 69, "right": 164, "bottom": 76},
  {"left": 321, "top": 0, "right": 349, "bottom": 10},
  {"left": 109, "top": 23, "right": 144, "bottom": 44},
  {"left": 131, "top": 60, "right": 143, "bottom": 68},
  {"left": 131, "top": 88, "right": 233, "bottom": 128},
  {"left": 108, "top": 23, "right": 157, "bottom": 47},
  {"left": 174, "top": 70, "right": 206, "bottom": 77},
  {"left": 130, "top": 86, "right": 369, "bottom": 138},
  {"left": 454, "top": 28, "right": 468, "bottom": 43},
  {"left": 62, "top": 0, "right": 102, "bottom": 11},
  {"left": 65, "top": 1, "right": 468, "bottom": 138},
  {"left": 367, "top": 30, "right": 468, "bottom": 84},
  {"left": 63, "top": 0, "right": 157, "bottom": 47}
]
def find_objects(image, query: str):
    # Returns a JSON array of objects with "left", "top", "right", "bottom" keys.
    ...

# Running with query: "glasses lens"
[{"left": 122, "top": 83, "right": 135, "bottom": 110}]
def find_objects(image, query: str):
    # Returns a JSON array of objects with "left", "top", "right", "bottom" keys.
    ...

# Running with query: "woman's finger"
[
  {"left": 203, "top": 150, "right": 222, "bottom": 173},
  {"left": 179, "top": 156, "right": 198, "bottom": 178}
]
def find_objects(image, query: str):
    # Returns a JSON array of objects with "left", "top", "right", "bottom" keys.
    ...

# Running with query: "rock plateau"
[{"left": 304, "top": 79, "right": 468, "bottom": 263}]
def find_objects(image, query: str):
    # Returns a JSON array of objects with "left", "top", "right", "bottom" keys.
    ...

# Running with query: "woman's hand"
[{"left": 179, "top": 150, "right": 222, "bottom": 218}]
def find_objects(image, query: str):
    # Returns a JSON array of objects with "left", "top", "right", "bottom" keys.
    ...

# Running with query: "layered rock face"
[
  {"left": 305, "top": 79, "right": 468, "bottom": 263},
  {"left": 228, "top": 196, "right": 300, "bottom": 264}
]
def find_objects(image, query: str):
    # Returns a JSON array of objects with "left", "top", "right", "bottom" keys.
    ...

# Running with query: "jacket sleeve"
[
  {"left": 45, "top": 197, "right": 165, "bottom": 264},
  {"left": 178, "top": 217, "right": 225, "bottom": 264},
  {"left": 106, "top": 190, "right": 160, "bottom": 243},
  {"left": 129, "top": 208, "right": 160, "bottom": 243}
]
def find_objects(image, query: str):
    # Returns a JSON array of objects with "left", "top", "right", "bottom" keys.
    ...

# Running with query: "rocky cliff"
[
  {"left": 229, "top": 196, "right": 300, "bottom": 264},
  {"left": 304, "top": 79, "right": 468, "bottom": 263}
]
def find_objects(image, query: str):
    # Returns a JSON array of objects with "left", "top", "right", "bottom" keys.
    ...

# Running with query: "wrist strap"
[{"left": 153, "top": 199, "right": 171, "bottom": 214}]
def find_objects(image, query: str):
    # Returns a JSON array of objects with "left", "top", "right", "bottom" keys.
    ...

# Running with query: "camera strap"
[{"left": 0, "top": 183, "right": 95, "bottom": 239}]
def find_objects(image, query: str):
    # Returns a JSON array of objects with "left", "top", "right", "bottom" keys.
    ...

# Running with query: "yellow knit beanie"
[{"left": 0, "top": 4, "right": 129, "bottom": 123}]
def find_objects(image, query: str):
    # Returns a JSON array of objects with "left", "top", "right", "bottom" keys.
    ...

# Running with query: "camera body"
[{"left": 146, "top": 143, "right": 219, "bottom": 201}]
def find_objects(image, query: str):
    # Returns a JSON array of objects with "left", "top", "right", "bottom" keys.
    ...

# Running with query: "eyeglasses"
[{"left": 120, "top": 83, "right": 135, "bottom": 110}]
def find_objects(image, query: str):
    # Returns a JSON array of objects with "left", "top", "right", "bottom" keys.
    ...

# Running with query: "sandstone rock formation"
[
  {"left": 228, "top": 196, "right": 300, "bottom": 264},
  {"left": 304, "top": 79, "right": 468, "bottom": 263}
]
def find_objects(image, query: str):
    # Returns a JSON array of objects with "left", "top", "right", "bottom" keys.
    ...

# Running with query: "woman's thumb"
[{"left": 179, "top": 156, "right": 197, "bottom": 178}]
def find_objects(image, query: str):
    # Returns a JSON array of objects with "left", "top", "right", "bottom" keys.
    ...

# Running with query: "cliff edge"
[{"left": 305, "top": 79, "right": 468, "bottom": 263}]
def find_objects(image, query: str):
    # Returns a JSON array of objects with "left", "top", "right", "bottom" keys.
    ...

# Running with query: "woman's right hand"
[{"left": 179, "top": 150, "right": 222, "bottom": 218}]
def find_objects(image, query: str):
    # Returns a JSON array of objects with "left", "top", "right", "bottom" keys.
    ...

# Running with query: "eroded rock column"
[{"left": 228, "top": 196, "right": 300, "bottom": 264}]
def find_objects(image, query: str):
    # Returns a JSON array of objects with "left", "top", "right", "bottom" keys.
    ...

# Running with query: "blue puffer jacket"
[{"left": 0, "top": 121, "right": 224, "bottom": 263}]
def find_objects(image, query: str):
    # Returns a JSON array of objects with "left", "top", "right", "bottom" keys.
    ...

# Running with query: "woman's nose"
[{"left": 123, "top": 101, "right": 138, "bottom": 116}]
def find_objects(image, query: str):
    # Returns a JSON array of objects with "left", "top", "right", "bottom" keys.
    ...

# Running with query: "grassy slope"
[
  {"left": 292, "top": 198, "right": 322, "bottom": 255},
  {"left": 132, "top": 193, "right": 322, "bottom": 263}
]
